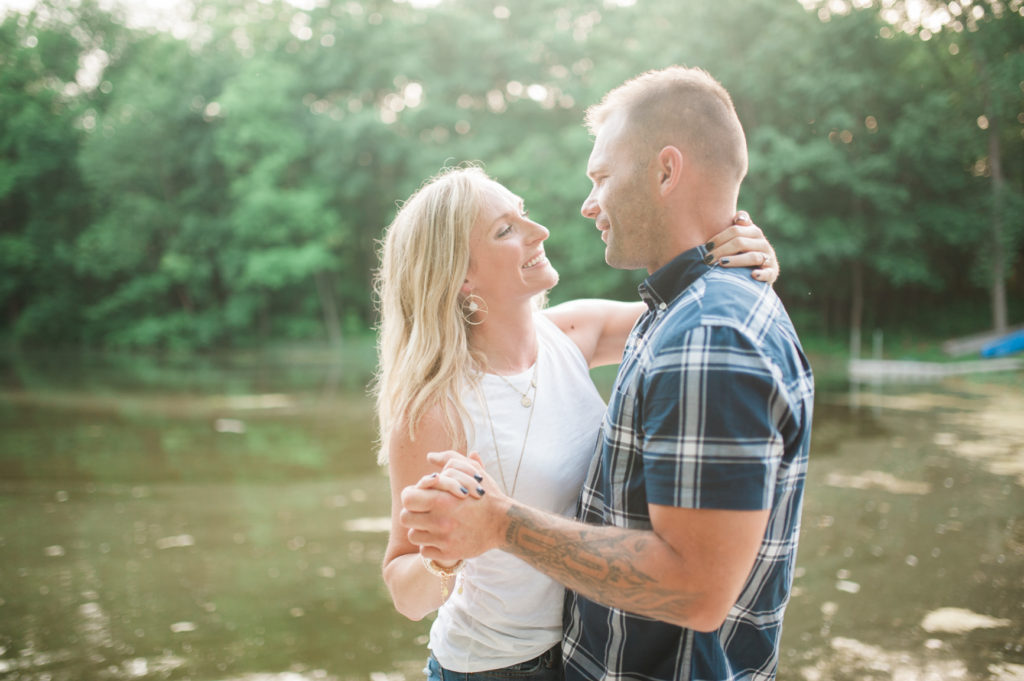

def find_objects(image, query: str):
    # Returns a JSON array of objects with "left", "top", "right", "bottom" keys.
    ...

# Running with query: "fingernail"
[
  {"left": 476, "top": 487, "right": 485, "bottom": 495},
  {"left": 720, "top": 257, "right": 730, "bottom": 265},
  {"left": 704, "top": 241, "right": 715, "bottom": 251},
  {"left": 703, "top": 253, "right": 715, "bottom": 265},
  {"left": 459, "top": 486, "right": 468, "bottom": 494},
  {"left": 431, "top": 473, "right": 438, "bottom": 478},
  {"left": 737, "top": 211, "right": 750, "bottom": 222},
  {"left": 474, "top": 474, "right": 483, "bottom": 482}
]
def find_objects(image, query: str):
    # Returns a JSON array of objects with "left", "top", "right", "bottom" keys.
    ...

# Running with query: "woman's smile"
[{"left": 523, "top": 251, "right": 548, "bottom": 269}]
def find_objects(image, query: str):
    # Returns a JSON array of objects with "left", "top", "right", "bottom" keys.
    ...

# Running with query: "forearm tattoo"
[{"left": 503, "top": 504, "right": 698, "bottom": 623}]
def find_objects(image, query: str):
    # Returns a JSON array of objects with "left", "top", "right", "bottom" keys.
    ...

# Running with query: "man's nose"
[{"left": 581, "top": 190, "right": 598, "bottom": 219}]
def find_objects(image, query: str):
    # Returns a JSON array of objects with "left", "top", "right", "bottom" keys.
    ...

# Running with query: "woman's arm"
[
  {"left": 544, "top": 299, "right": 646, "bottom": 368},
  {"left": 381, "top": 404, "right": 478, "bottom": 620}
]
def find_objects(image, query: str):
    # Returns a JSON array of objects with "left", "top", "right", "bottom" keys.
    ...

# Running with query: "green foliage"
[{"left": 0, "top": 0, "right": 1021, "bottom": 349}]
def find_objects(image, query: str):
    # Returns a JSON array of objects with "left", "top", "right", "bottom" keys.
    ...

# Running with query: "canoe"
[{"left": 981, "top": 329, "right": 1024, "bottom": 358}]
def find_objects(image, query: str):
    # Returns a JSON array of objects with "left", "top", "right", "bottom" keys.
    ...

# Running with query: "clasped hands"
[{"left": 400, "top": 451, "right": 509, "bottom": 565}]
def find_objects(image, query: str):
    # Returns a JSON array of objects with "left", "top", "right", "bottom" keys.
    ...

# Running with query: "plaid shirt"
[{"left": 563, "top": 246, "right": 814, "bottom": 681}]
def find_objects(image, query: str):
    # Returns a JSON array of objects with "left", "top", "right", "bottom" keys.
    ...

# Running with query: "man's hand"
[{"left": 400, "top": 451, "right": 512, "bottom": 563}]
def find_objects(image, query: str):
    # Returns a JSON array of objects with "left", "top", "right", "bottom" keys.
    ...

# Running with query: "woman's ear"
[{"left": 460, "top": 280, "right": 473, "bottom": 296}]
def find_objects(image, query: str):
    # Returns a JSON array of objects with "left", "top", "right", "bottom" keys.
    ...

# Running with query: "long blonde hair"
[{"left": 373, "top": 165, "right": 495, "bottom": 464}]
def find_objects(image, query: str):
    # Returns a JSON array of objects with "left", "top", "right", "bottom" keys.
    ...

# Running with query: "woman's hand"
[
  {"left": 400, "top": 451, "right": 510, "bottom": 563},
  {"left": 408, "top": 451, "right": 488, "bottom": 501},
  {"left": 705, "top": 211, "right": 780, "bottom": 284}
]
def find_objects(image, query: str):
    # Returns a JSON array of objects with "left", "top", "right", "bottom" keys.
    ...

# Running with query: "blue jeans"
[{"left": 424, "top": 645, "right": 563, "bottom": 681}]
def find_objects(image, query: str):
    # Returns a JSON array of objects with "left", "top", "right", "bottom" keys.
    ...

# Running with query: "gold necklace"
[
  {"left": 478, "top": 357, "right": 538, "bottom": 496},
  {"left": 495, "top": 368, "right": 537, "bottom": 407}
]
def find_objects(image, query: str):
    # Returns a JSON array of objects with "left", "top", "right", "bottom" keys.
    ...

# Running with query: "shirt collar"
[{"left": 637, "top": 244, "right": 713, "bottom": 311}]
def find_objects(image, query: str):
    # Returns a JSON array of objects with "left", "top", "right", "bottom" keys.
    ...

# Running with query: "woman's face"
[{"left": 464, "top": 182, "right": 558, "bottom": 308}]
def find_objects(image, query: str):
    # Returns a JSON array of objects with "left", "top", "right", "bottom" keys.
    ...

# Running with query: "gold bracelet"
[{"left": 421, "top": 555, "right": 465, "bottom": 600}]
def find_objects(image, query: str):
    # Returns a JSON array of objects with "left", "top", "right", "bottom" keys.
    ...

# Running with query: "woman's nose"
[{"left": 529, "top": 220, "right": 550, "bottom": 242}]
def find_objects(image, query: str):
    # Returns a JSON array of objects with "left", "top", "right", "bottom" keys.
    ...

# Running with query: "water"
[{"left": 0, "top": 350, "right": 1021, "bottom": 681}]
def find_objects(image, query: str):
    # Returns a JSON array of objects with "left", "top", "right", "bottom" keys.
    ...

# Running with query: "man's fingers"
[{"left": 419, "top": 544, "right": 462, "bottom": 564}]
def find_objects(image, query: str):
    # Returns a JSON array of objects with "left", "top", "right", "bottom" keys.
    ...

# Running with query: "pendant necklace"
[
  {"left": 479, "top": 355, "right": 538, "bottom": 497},
  {"left": 495, "top": 368, "right": 537, "bottom": 408}
]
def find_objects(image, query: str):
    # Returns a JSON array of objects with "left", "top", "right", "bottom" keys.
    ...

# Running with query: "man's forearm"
[{"left": 500, "top": 502, "right": 700, "bottom": 627}]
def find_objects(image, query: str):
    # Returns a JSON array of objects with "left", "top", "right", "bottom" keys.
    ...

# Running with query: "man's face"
[{"left": 581, "top": 112, "right": 663, "bottom": 272}]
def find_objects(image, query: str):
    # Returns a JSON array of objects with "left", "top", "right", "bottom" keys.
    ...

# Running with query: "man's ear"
[{"left": 656, "top": 146, "right": 684, "bottom": 197}]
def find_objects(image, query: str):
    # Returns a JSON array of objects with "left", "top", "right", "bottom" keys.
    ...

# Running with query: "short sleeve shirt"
[{"left": 562, "top": 245, "right": 815, "bottom": 681}]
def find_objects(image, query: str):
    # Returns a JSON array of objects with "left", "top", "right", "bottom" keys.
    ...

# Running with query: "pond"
[{"left": 0, "top": 348, "right": 1021, "bottom": 681}]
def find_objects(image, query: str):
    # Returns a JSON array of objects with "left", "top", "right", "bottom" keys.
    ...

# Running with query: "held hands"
[
  {"left": 705, "top": 211, "right": 780, "bottom": 284},
  {"left": 400, "top": 451, "right": 509, "bottom": 564}
]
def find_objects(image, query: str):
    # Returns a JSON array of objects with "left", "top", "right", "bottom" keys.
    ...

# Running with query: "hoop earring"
[{"left": 462, "top": 293, "right": 487, "bottom": 326}]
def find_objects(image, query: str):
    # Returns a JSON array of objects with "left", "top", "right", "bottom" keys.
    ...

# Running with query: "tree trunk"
[
  {"left": 850, "top": 260, "right": 864, "bottom": 358},
  {"left": 987, "top": 104, "right": 1008, "bottom": 334},
  {"left": 314, "top": 271, "right": 343, "bottom": 347}
]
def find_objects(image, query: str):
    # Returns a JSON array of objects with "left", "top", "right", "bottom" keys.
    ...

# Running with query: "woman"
[{"left": 374, "top": 165, "right": 778, "bottom": 680}]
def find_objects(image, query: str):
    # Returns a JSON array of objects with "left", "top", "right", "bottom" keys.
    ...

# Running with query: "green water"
[{"left": 0, "top": 351, "right": 1021, "bottom": 681}]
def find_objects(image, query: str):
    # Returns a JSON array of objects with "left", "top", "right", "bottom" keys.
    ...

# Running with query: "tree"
[{"left": 0, "top": 0, "right": 127, "bottom": 344}]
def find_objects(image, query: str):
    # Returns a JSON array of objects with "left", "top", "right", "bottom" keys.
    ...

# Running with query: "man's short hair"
[{"left": 585, "top": 66, "right": 748, "bottom": 184}]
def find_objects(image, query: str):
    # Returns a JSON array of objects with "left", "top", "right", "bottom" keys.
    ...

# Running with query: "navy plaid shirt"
[{"left": 563, "top": 245, "right": 814, "bottom": 681}]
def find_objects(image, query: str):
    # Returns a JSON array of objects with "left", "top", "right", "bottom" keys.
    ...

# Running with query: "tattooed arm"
[{"left": 401, "top": 452, "right": 769, "bottom": 632}]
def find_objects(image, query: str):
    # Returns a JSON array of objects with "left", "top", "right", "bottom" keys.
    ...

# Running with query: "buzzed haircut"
[{"left": 585, "top": 66, "right": 748, "bottom": 184}]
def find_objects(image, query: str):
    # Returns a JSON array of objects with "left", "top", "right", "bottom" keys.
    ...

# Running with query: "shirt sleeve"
[{"left": 640, "top": 323, "right": 785, "bottom": 511}]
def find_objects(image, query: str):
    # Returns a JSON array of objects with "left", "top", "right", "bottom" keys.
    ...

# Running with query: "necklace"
[
  {"left": 478, "top": 356, "right": 538, "bottom": 496},
  {"left": 495, "top": 363, "right": 538, "bottom": 407}
]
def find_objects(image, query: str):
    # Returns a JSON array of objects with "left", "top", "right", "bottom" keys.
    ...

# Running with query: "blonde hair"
[
  {"left": 585, "top": 66, "right": 748, "bottom": 185},
  {"left": 373, "top": 164, "right": 527, "bottom": 464}
]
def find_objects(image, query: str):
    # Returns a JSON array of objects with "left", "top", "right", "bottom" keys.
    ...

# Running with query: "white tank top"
[{"left": 428, "top": 313, "right": 607, "bottom": 672}]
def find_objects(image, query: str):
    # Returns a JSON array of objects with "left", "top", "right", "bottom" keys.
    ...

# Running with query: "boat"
[{"left": 981, "top": 329, "right": 1024, "bottom": 358}]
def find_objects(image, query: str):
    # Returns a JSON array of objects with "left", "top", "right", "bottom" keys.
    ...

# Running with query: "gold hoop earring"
[{"left": 462, "top": 293, "right": 487, "bottom": 326}]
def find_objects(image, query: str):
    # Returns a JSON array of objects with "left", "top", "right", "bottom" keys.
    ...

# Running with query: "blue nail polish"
[
  {"left": 721, "top": 257, "right": 730, "bottom": 265},
  {"left": 459, "top": 486, "right": 468, "bottom": 494},
  {"left": 477, "top": 487, "right": 485, "bottom": 495},
  {"left": 474, "top": 473, "right": 483, "bottom": 482}
]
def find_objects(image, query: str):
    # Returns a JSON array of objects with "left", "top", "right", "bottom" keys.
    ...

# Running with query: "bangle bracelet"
[{"left": 421, "top": 555, "right": 465, "bottom": 600}]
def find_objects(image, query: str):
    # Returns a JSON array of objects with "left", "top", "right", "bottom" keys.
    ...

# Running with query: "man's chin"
[{"left": 605, "top": 248, "right": 644, "bottom": 271}]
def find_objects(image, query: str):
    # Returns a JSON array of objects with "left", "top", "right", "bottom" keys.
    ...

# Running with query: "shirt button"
[{"left": 658, "top": 303, "right": 667, "bottom": 311}]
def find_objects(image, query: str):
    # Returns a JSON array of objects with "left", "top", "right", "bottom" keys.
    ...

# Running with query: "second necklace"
[{"left": 480, "top": 356, "right": 538, "bottom": 497}]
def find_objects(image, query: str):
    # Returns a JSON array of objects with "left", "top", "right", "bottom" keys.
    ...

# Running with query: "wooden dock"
[{"left": 848, "top": 357, "right": 1024, "bottom": 383}]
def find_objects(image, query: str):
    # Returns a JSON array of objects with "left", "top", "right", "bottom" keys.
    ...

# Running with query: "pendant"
[{"left": 521, "top": 395, "right": 532, "bottom": 408}]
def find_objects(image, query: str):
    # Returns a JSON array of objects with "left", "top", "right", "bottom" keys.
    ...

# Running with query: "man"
[{"left": 403, "top": 66, "right": 814, "bottom": 680}]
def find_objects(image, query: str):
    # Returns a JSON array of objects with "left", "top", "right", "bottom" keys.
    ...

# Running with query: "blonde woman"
[{"left": 375, "top": 165, "right": 778, "bottom": 681}]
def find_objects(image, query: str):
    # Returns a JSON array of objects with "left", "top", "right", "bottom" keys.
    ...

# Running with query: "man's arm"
[
  {"left": 402, "top": 454, "right": 768, "bottom": 632},
  {"left": 502, "top": 499, "right": 768, "bottom": 632}
]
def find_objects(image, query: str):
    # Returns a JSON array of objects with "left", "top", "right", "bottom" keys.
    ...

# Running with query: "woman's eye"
[{"left": 498, "top": 224, "right": 513, "bottom": 237}]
